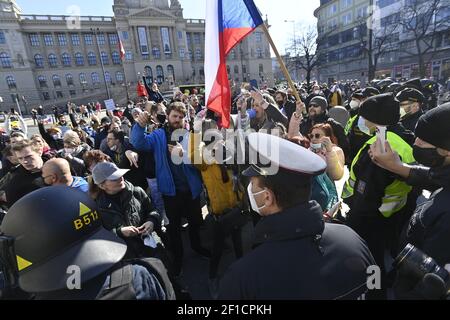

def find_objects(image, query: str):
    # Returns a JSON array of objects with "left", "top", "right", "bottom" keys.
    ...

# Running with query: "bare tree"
[
  {"left": 285, "top": 25, "right": 327, "bottom": 88},
  {"left": 399, "top": 0, "right": 449, "bottom": 78},
  {"left": 355, "top": 8, "right": 400, "bottom": 81}
]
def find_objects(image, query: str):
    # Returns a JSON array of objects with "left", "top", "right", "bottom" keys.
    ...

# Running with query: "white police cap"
[{"left": 242, "top": 133, "right": 327, "bottom": 177}]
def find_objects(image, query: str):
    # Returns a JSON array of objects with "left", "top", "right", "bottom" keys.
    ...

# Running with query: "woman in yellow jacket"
[{"left": 189, "top": 118, "right": 249, "bottom": 297}]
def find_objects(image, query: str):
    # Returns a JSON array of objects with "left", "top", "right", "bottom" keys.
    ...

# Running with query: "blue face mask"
[
  {"left": 357, "top": 116, "right": 372, "bottom": 136},
  {"left": 247, "top": 109, "right": 257, "bottom": 119}
]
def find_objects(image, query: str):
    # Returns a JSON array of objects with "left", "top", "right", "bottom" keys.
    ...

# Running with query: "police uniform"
[
  {"left": 394, "top": 103, "right": 450, "bottom": 299},
  {"left": 219, "top": 133, "right": 375, "bottom": 300},
  {"left": 342, "top": 93, "right": 415, "bottom": 299},
  {"left": 0, "top": 187, "right": 174, "bottom": 300},
  {"left": 344, "top": 87, "right": 380, "bottom": 165},
  {"left": 396, "top": 88, "right": 425, "bottom": 133}
]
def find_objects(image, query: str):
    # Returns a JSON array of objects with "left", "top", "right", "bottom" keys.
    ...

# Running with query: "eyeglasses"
[
  {"left": 309, "top": 104, "right": 321, "bottom": 109},
  {"left": 308, "top": 133, "right": 322, "bottom": 139}
]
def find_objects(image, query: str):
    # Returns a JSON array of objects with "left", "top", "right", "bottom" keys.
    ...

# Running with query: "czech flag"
[
  {"left": 119, "top": 37, "right": 125, "bottom": 61},
  {"left": 205, "top": 0, "right": 263, "bottom": 128}
]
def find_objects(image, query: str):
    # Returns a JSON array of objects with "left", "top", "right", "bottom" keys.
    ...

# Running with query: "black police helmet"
[{"left": 0, "top": 187, "right": 127, "bottom": 293}]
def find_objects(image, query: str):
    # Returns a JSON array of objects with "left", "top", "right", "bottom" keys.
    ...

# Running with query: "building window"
[
  {"left": 79, "top": 73, "right": 87, "bottom": 85},
  {"left": 193, "top": 33, "right": 201, "bottom": 45},
  {"left": 186, "top": 33, "right": 191, "bottom": 46},
  {"left": 125, "top": 50, "right": 133, "bottom": 61},
  {"left": 231, "top": 50, "right": 236, "bottom": 60},
  {"left": 0, "top": 52, "right": 12, "bottom": 68},
  {"left": 56, "top": 91, "right": 63, "bottom": 99},
  {"left": 167, "top": 64, "right": 175, "bottom": 81},
  {"left": 227, "top": 65, "right": 230, "bottom": 75},
  {"left": 156, "top": 65, "right": 164, "bottom": 85},
  {"left": 122, "top": 31, "right": 129, "bottom": 40},
  {"left": 109, "top": 33, "right": 118, "bottom": 45},
  {"left": 87, "top": 52, "right": 97, "bottom": 65},
  {"left": 42, "top": 92, "right": 50, "bottom": 100},
  {"left": 329, "top": 4, "right": 337, "bottom": 16},
  {"left": 0, "top": 31, "right": 6, "bottom": 44},
  {"left": 38, "top": 75, "right": 47, "bottom": 88},
  {"left": 341, "top": 0, "right": 352, "bottom": 9},
  {"left": 66, "top": 74, "right": 74, "bottom": 86},
  {"left": 43, "top": 33, "right": 54, "bottom": 46},
  {"left": 61, "top": 53, "right": 71, "bottom": 66},
  {"left": 75, "top": 53, "right": 84, "bottom": 66},
  {"left": 234, "top": 65, "right": 239, "bottom": 74},
  {"left": 100, "top": 52, "right": 109, "bottom": 65},
  {"left": 48, "top": 54, "right": 58, "bottom": 67},
  {"left": 29, "top": 34, "right": 40, "bottom": 46},
  {"left": 255, "top": 32, "right": 262, "bottom": 42},
  {"left": 243, "top": 65, "right": 247, "bottom": 74},
  {"left": 199, "top": 67, "right": 204, "bottom": 77},
  {"left": 116, "top": 71, "right": 124, "bottom": 83},
  {"left": 356, "top": 6, "right": 367, "bottom": 19},
  {"left": 6, "top": 76, "right": 16, "bottom": 90},
  {"left": 71, "top": 34, "right": 80, "bottom": 46},
  {"left": 84, "top": 34, "right": 94, "bottom": 45},
  {"left": 91, "top": 72, "right": 100, "bottom": 85},
  {"left": 69, "top": 90, "right": 76, "bottom": 96},
  {"left": 178, "top": 31, "right": 183, "bottom": 40},
  {"left": 97, "top": 33, "right": 106, "bottom": 45},
  {"left": 256, "top": 48, "right": 263, "bottom": 58},
  {"left": 144, "top": 66, "right": 153, "bottom": 83},
  {"left": 188, "top": 50, "right": 193, "bottom": 60},
  {"left": 152, "top": 47, "right": 161, "bottom": 59},
  {"left": 104, "top": 71, "right": 111, "bottom": 84},
  {"left": 52, "top": 75, "right": 62, "bottom": 87},
  {"left": 179, "top": 48, "right": 185, "bottom": 59},
  {"left": 195, "top": 49, "right": 202, "bottom": 60},
  {"left": 34, "top": 54, "right": 44, "bottom": 68},
  {"left": 342, "top": 12, "right": 352, "bottom": 26},
  {"left": 112, "top": 51, "right": 121, "bottom": 64},
  {"left": 377, "top": 0, "right": 396, "bottom": 9},
  {"left": 57, "top": 33, "right": 67, "bottom": 46}
]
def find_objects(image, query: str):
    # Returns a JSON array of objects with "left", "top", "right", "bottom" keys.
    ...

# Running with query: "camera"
[{"left": 394, "top": 243, "right": 449, "bottom": 285}]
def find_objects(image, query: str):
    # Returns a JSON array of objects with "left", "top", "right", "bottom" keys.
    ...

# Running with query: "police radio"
[{"left": 0, "top": 235, "right": 19, "bottom": 299}]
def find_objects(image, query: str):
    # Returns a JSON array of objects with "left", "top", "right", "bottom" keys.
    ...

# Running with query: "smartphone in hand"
[{"left": 376, "top": 126, "right": 387, "bottom": 153}]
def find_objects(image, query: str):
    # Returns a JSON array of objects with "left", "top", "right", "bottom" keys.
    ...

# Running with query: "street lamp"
[{"left": 90, "top": 27, "right": 111, "bottom": 100}]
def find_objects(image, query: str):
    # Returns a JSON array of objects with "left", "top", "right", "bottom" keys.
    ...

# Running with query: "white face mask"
[
  {"left": 110, "top": 145, "right": 118, "bottom": 152},
  {"left": 52, "top": 134, "right": 61, "bottom": 140},
  {"left": 349, "top": 100, "right": 360, "bottom": 110},
  {"left": 64, "top": 148, "right": 75, "bottom": 154},
  {"left": 357, "top": 116, "right": 372, "bottom": 136},
  {"left": 311, "top": 143, "right": 322, "bottom": 150},
  {"left": 247, "top": 181, "right": 267, "bottom": 215},
  {"left": 314, "top": 90, "right": 320, "bottom": 95},
  {"left": 399, "top": 108, "right": 407, "bottom": 119}
]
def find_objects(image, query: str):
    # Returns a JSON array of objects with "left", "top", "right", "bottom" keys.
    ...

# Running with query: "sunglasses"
[
  {"left": 309, "top": 104, "right": 321, "bottom": 109},
  {"left": 309, "top": 133, "right": 322, "bottom": 139}
]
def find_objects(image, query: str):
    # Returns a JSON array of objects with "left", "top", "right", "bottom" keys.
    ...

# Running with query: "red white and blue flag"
[{"left": 205, "top": 0, "right": 263, "bottom": 128}]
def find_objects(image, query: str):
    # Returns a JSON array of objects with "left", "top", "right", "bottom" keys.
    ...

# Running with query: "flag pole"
[{"left": 260, "top": 23, "right": 301, "bottom": 102}]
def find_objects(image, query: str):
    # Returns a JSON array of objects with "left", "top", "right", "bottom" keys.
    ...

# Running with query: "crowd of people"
[{"left": 0, "top": 77, "right": 449, "bottom": 301}]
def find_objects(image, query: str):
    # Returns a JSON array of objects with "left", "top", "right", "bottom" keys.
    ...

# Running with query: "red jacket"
[{"left": 137, "top": 82, "right": 148, "bottom": 97}]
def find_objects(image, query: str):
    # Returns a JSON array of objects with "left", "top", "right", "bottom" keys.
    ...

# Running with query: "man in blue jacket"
[{"left": 131, "top": 101, "right": 210, "bottom": 276}]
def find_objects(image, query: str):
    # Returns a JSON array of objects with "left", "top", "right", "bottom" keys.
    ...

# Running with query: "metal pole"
[
  {"left": 91, "top": 28, "right": 111, "bottom": 100},
  {"left": 15, "top": 97, "right": 23, "bottom": 117}
]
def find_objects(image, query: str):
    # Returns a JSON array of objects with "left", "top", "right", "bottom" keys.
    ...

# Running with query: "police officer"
[
  {"left": 0, "top": 187, "right": 175, "bottom": 300},
  {"left": 342, "top": 93, "right": 416, "bottom": 299},
  {"left": 344, "top": 87, "right": 380, "bottom": 165},
  {"left": 369, "top": 103, "right": 450, "bottom": 299},
  {"left": 219, "top": 133, "right": 375, "bottom": 300},
  {"left": 396, "top": 88, "right": 425, "bottom": 132}
]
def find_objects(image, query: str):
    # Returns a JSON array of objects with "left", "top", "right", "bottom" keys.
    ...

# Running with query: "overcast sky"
[{"left": 16, "top": 0, "right": 321, "bottom": 55}]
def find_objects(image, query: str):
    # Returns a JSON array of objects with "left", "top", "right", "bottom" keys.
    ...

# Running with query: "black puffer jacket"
[
  {"left": 219, "top": 201, "right": 375, "bottom": 300},
  {"left": 96, "top": 181, "right": 161, "bottom": 258}
]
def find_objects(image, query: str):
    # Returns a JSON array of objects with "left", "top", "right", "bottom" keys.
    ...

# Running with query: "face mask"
[
  {"left": 156, "top": 114, "right": 167, "bottom": 124},
  {"left": 110, "top": 145, "right": 118, "bottom": 152},
  {"left": 247, "top": 109, "right": 257, "bottom": 119},
  {"left": 314, "top": 90, "right": 320, "bottom": 95},
  {"left": 413, "top": 146, "right": 446, "bottom": 168},
  {"left": 64, "top": 148, "right": 75, "bottom": 154},
  {"left": 52, "top": 134, "right": 61, "bottom": 140},
  {"left": 357, "top": 116, "right": 372, "bottom": 136},
  {"left": 247, "top": 181, "right": 266, "bottom": 215},
  {"left": 311, "top": 143, "right": 322, "bottom": 150},
  {"left": 350, "top": 100, "right": 360, "bottom": 110}
]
